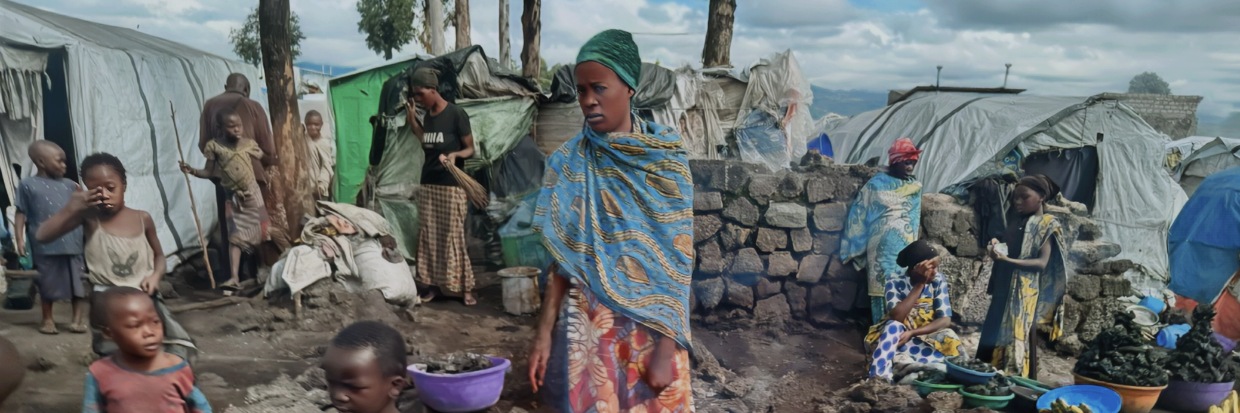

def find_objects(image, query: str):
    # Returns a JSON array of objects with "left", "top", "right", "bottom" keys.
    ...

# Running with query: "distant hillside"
[{"left": 810, "top": 86, "right": 888, "bottom": 118}]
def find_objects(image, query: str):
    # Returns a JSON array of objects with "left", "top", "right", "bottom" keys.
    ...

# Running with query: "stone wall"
[
  {"left": 1099, "top": 92, "right": 1203, "bottom": 140},
  {"left": 689, "top": 160, "right": 1130, "bottom": 344}
]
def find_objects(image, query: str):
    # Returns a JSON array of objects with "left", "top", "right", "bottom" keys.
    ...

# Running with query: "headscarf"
[
  {"left": 888, "top": 137, "right": 922, "bottom": 165},
  {"left": 411, "top": 67, "right": 438, "bottom": 90},
  {"left": 535, "top": 30, "right": 693, "bottom": 351},
  {"left": 1017, "top": 174, "right": 1060, "bottom": 201},
  {"left": 897, "top": 239, "right": 938, "bottom": 268},
  {"left": 575, "top": 29, "right": 642, "bottom": 91}
]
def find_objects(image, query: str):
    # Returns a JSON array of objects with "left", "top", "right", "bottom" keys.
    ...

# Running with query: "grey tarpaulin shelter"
[
  {"left": 827, "top": 91, "right": 1188, "bottom": 290},
  {"left": 0, "top": 0, "right": 265, "bottom": 264},
  {"left": 1167, "top": 136, "right": 1240, "bottom": 196}
]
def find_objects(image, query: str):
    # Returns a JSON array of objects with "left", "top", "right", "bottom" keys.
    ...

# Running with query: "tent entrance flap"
[
  {"left": 1023, "top": 146, "right": 1099, "bottom": 210},
  {"left": 43, "top": 50, "right": 77, "bottom": 181}
]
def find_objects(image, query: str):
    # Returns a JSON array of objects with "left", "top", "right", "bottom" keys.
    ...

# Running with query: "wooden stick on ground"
[
  {"left": 169, "top": 101, "right": 216, "bottom": 289},
  {"left": 168, "top": 296, "right": 245, "bottom": 313}
]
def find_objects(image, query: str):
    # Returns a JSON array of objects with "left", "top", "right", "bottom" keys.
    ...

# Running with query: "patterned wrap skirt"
[
  {"left": 225, "top": 181, "right": 268, "bottom": 252},
  {"left": 415, "top": 184, "right": 474, "bottom": 295},
  {"left": 542, "top": 285, "right": 694, "bottom": 413}
]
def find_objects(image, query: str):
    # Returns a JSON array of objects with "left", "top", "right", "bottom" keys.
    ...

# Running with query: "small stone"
[
  {"left": 28, "top": 356, "right": 57, "bottom": 372},
  {"left": 696, "top": 240, "right": 727, "bottom": 275},
  {"left": 1100, "top": 275, "right": 1132, "bottom": 297},
  {"left": 812, "top": 203, "right": 848, "bottom": 232},
  {"left": 812, "top": 232, "right": 842, "bottom": 255},
  {"left": 694, "top": 191, "right": 724, "bottom": 212},
  {"left": 797, "top": 254, "right": 830, "bottom": 284},
  {"left": 775, "top": 171, "right": 806, "bottom": 200},
  {"left": 766, "top": 251, "right": 798, "bottom": 277},
  {"left": 270, "top": 308, "right": 295, "bottom": 322},
  {"left": 805, "top": 177, "right": 836, "bottom": 203},
  {"left": 830, "top": 280, "right": 859, "bottom": 312},
  {"left": 755, "top": 227, "right": 788, "bottom": 252},
  {"left": 720, "top": 224, "right": 754, "bottom": 251},
  {"left": 694, "top": 277, "right": 725, "bottom": 310},
  {"left": 694, "top": 214, "right": 723, "bottom": 244},
  {"left": 826, "top": 255, "right": 861, "bottom": 282},
  {"left": 723, "top": 198, "right": 760, "bottom": 226},
  {"left": 729, "top": 248, "right": 765, "bottom": 276},
  {"left": 790, "top": 228, "right": 813, "bottom": 253},
  {"left": 724, "top": 278, "right": 755, "bottom": 309},
  {"left": 765, "top": 202, "right": 808, "bottom": 229},
  {"left": 808, "top": 284, "right": 833, "bottom": 310},
  {"left": 1068, "top": 275, "right": 1101, "bottom": 301},
  {"left": 748, "top": 174, "right": 779, "bottom": 205},
  {"left": 755, "top": 277, "right": 783, "bottom": 299},
  {"left": 786, "top": 282, "right": 808, "bottom": 318},
  {"left": 754, "top": 295, "right": 791, "bottom": 328}
]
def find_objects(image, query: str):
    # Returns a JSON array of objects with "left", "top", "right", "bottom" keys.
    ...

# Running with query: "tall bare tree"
[
  {"left": 499, "top": 0, "right": 510, "bottom": 68},
  {"left": 427, "top": 0, "right": 446, "bottom": 54},
  {"left": 258, "top": 0, "right": 311, "bottom": 246},
  {"left": 702, "top": 0, "right": 736, "bottom": 68},
  {"left": 521, "top": 0, "right": 540, "bottom": 79},
  {"left": 455, "top": 0, "right": 471, "bottom": 50}
]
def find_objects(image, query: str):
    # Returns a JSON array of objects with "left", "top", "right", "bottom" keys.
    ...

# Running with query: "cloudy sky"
[{"left": 26, "top": 0, "right": 1240, "bottom": 117}]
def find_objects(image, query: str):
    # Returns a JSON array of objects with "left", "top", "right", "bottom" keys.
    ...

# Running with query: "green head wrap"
[
  {"left": 411, "top": 67, "right": 439, "bottom": 90},
  {"left": 575, "top": 29, "right": 641, "bottom": 91}
]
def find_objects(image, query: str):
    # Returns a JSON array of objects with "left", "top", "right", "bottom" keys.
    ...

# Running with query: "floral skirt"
[{"left": 542, "top": 286, "right": 694, "bottom": 413}]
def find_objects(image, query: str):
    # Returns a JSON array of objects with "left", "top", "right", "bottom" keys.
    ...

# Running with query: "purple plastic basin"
[
  {"left": 1157, "top": 380, "right": 1234, "bottom": 412},
  {"left": 408, "top": 356, "right": 510, "bottom": 413}
]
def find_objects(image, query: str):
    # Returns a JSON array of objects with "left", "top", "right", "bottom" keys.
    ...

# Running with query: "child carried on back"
[
  {"left": 82, "top": 287, "right": 212, "bottom": 412},
  {"left": 37, "top": 153, "right": 198, "bottom": 361}
]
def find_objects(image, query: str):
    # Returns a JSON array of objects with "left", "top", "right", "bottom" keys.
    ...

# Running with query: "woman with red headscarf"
[{"left": 841, "top": 138, "right": 925, "bottom": 324}]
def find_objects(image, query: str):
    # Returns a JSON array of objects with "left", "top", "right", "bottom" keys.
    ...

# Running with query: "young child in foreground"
[
  {"left": 36, "top": 153, "right": 197, "bottom": 361},
  {"left": 15, "top": 140, "right": 88, "bottom": 335},
  {"left": 82, "top": 287, "right": 212, "bottom": 412},
  {"left": 181, "top": 109, "right": 268, "bottom": 293},
  {"left": 323, "top": 321, "right": 408, "bottom": 413}
]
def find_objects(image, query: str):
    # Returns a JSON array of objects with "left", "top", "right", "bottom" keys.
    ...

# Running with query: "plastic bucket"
[
  {"left": 498, "top": 267, "right": 541, "bottom": 315},
  {"left": 1074, "top": 374, "right": 1167, "bottom": 413},
  {"left": 1156, "top": 324, "right": 1191, "bottom": 349},
  {"left": 1157, "top": 380, "right": 1235, "bottom": 412},
  {"left": 407, "top": 356, "right": 510, "bottom": 412},
  {"left": 1138, "top": 296, "right": 1166, "bottom": 315}
]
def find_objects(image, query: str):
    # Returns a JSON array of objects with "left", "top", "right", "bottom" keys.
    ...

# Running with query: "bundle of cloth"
[{"left": 264, "top": 201, "right": 419, "bottom": 305}]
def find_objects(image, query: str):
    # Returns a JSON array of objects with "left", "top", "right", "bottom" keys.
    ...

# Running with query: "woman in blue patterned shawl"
[
  {"left": 527, "top": 29, "right": 694, "bottom": 412},
  {"left": 841, "top": 138, "right": 924, "bottom": 324}
]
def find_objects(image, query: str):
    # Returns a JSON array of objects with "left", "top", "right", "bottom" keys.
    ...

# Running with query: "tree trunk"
[
  {"left": 455, "top": 0, "right": 471, "bottom": 50},
  {"left": 258, "top": 0, "right": 311, "bottom": 248},
  {"left": 499, "top": 0, "right": 510, "bottom": 68},
  {"left": 428, "top": 0, "right": 446, "bottom": 55},
  {"left": 702, "top": 0, "right": 736, "bottom": 68},
  {"left": 520, "top": 0, "right": 540, "bottom": 79}
]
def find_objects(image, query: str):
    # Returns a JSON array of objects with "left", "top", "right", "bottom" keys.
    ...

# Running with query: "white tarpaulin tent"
[
  {"left": 827, "top": 91, "right": 1188, "bottom": 288},
  {"left": 1167, "top": 136, "right": 1240, "bottom": 196},
  {"left": 0, "top": 0, "right": 265, "bottom": 263}
]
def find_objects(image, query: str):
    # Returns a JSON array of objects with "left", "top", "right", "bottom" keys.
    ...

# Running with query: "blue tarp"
[{"left": 1169, "top": 167, "right": 1240, "bottom": 303}]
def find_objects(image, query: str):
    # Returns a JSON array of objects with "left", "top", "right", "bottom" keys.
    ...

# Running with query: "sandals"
[
  {"left": 67, "top": 323, "right": 89, "bottom": 334},
  {"left": 219, "top": 281, "right": 241, "bottom": 296}
]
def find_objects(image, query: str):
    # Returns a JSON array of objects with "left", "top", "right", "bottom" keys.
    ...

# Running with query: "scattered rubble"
[{"left": 418, "top": 352, "right": 494, "bottom": 374}]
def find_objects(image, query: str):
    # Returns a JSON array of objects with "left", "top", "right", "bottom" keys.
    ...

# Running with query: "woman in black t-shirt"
[{"left": 405, "top": 67, "right": 479, "bottom": 306}]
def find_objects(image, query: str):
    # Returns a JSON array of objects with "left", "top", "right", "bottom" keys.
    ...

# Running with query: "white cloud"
[{"left": 21, "top": 0, "right": 1240, "bottom": 117}]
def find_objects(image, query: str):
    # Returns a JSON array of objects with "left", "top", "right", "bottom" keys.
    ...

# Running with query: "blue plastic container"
[
  {"left": 945, "top": 359, "right": 996, "bottom": 385},
  {"left": 1156, "top": 324, "right": 1191, "bottom": 349},
  {"left": 1138, "top": 296, "right": 1166, "bottom": 315},
  {"left": 1036, "top": 385, "right": 1122, "bottom": 413}
]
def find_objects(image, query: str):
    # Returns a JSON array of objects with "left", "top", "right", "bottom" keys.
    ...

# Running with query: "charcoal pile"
[
  {"left": 419, "top": 352, "right": 494, "bottom": 374},
  {"left": 1167, "top": 306, "right": 1236, "bottom": 383},
  {"left": 1073, "top": 312, "right": 1168, "bottom": 387}
]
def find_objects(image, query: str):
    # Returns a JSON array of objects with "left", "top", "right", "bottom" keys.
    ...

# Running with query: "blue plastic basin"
[
  {"left": 1036, "top": 384, "right": 1122, "bottom": 413},
  {"left": 945, "top": 359, "right": 996, "bottom": 385}
]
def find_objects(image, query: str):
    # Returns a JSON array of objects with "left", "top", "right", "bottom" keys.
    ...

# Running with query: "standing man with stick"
[{"left": 199, "top": 74, "right": 277, "bottom": 289}]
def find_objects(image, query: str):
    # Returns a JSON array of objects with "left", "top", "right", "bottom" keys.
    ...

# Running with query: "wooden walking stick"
[{"left": 169, "top": 101, "right": 216, "bottom": 289}]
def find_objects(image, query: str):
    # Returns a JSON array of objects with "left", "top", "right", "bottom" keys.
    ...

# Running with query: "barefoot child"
[
  {"left": 37, "top": 153, "right": 198, "bottom": 362},
  {"left": 15, "top": 140, "right": 88, "bottom": 335},
  {"left": 181, "top": 109, "right": 268, "bottom": 293},
  {"left": 323, "top": 321, "right": 408, "bottom": 413},
  {"left": 82, "top": 287, "right": 212, "bottom": 413},
  {"left": 305, "top": 110, "right": 335, "bottom": 201}
]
